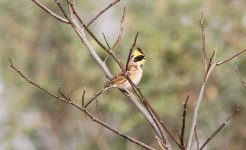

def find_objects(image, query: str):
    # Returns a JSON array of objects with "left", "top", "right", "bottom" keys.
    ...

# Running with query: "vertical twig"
[
  {"left": 81, "top": 90, "right": 86, "bottom": 107},
  {"left": 200, "top": 12, "right": 207, "bottom": 70},
  {"left": 116, "top": 7, "right": 126, "bottom": 59},
  {"left": 194, "top": 125, "right": 199, "bottom": 150},
  {"left": 235, "top": 67, "right": 246, "bottom": 89},
  {"left": 181, "top": 95, "right": 189, "bottom": 149},
  {"left": 125, "top": 32, "right": 139, "bottom": 71}
]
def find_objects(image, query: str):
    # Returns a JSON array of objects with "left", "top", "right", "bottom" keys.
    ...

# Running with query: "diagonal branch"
[
  {"left": 31, "top": 0, "right": 69, "bottom": 23},
  {"left": 86, "top": 0, "right": 121, "bottom": 27},
  {"left": 216, "top": 48, "right": 246, "bottom": 66},
  {"left": 200, "top": 106, "right": 240, "bottom": 150},
  {"left": 9, "top": 58, "right": 156, "bottom": 150}
]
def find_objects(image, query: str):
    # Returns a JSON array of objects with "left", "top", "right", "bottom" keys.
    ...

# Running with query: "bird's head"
[{"left": 130, "top": 47, "right": 146, "bottom": 67}]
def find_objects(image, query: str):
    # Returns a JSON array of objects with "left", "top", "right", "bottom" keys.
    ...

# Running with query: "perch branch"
[{"left": 9, "top": 58, "right": 156, "bottom": 150}]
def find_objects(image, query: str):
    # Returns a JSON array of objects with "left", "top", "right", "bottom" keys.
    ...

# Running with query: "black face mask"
[{"left": 134, "top": 55, "right": 145, "bottom": 62}]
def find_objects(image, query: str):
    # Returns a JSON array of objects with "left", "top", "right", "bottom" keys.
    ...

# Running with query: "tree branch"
[
  {"left": 216, "top": 48, "right": 246, "bottom": 66},
  {"left": 181, "top": 95, "right": 189, "bottom": 149},
  {"left": 194, "top": 125, "right": 199, "bottom": 150},
  {"left": 30, "top": 1, "right": 169, "bottom": 147},
  {"left": 9, "top": 58, "right": 156, "bottom": 150},
  {"left": 86, "top": 0, "right": 121, "bottom": 27},
  {"left": 200, "top": 106, "right": 240, "bottom": 150},
  {"left": 31, "top": 0, "right": 69, "bottom": 23},
  {"left": 200, "top": 12, "right": 207, "bottom": 70}
]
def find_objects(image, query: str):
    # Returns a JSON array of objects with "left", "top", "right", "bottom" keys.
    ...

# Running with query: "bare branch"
[
  {"left": 67, "top": 2, "right": 124, "bottom": 69},
  {"left": 236, "top": 67, "right": 246, "bottom": 89},
  {"left": 216, "top": 48, "right": 246, "bottom": 66},
  {"left": 31, "top": 0, "right": 69, "bottom": 23},
  {"left": 64, "top": 2, "right": 170, "bottom": 146},
  {"left": 200, "top": 12, "right": 207, "bottom": 70},
  {"left": 126, "top": 32, "right": 139, "bottom": 71},
  {"left": 194, "top": 125, "right": 199, "bottom": 150},
  {"left": 116, "top": 7, "right": 126, "bottom": 58},
  {"left": 81, "top": 90, "right": 86, "bottom": 107},
  {"left": 181, "top": 95, "right": 189, "bottom": 149},
  {"left": 9, "top": 58, "right": 156, "bottom": 150},
  {"left": 102, "top": 33, "right": 111, "bottom": 63},
  {"left": 30, "top": 1, "right": 172, "bottom": 148},
  {"left": 102, "top": 33, "right": 111, "bottom": 50},
  {"left": 200, "top": 106, "right": 240, "bottom": 150},
  {"left": 86, "top": 0, "right": 121, "bottom": 27},
  {"left": 84, "top": 83, "right": 108, "bottom": 108},
  {"left": 155, "top": 136, "right": 167, "bottom": 150},
  {"left": 9, "top": 58, "right": 67, "bottom": 103},
  {"left": 186, "top": 62, "right": 216, "bottom": 150},
  {"left": 96, "top": 99, "right": 102, "bottom": 121},
  {"left": 176, "top": 129, "right": 181, "bottom": 142}
]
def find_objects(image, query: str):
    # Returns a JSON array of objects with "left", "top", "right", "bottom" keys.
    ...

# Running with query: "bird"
[
  {"left": 84, "top": 47, "right": 146, "bottom": 107},
  {"left": 105, "top": 47, "right": 146, "bottom": 90}
]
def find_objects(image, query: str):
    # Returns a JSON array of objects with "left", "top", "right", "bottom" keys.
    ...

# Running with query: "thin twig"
[
  {"left": 207, "top": 50, "right": 215, "bottom": 71},
  {"left": 9, "top": 58, "right": 156, "bottom": 150},
  {"left": 200, "top": 106, "right": 240, "bottom": 150},
  {"left": 126, "top": 32, "right": 139, "bottom": 71},
  {"left": 58, "top": 86, "right": 71, "bottom": 102},
  {"left": 235, "top": 67, "right": 246, "bottom": 89},
  {"left": 194, "top": 125, "right": 199, "bottom": 150},
  {"left": 200, "top": 12, "right": 207, "bottom": 70},
  {"left": 31, "top": 0, "right": 69, "bottom": 23},
  {"left": 81, "top": 90, "right": 86, "bottom": 107},
  {"left": 176, "top": 129, "right": 181, "bottom": 142},
  {"left": 96, "top": 99, "right": 102, "bottom": 121},
  {"left": 102, "top": 33, "right": 111, "bottom": 50},
  {"left": 216, "top": 48, "right": 246, "bottom": 66},
  {"left": 86, "top": 0, "right": 121, "bottom": 27},
  {"left": 67, "top": 2, "right": 124, "bottom": 69},
  {"left": 181, "top": 95, "right": 189, "bottom": 149},
  {"left": 116, "top": 7, "right": 126, "bottom": 59},
  {"left": 155, "top": 136, "right": 166, "bottom": 150},
  {"left": 102, "top": 33, "right": 111, "bottom": 63},
  {"left": 9, "top": 58, "right": 67, "bottom": 103},
  {"left": 84, "top": 86, "right": 107, "bottom": 108}
]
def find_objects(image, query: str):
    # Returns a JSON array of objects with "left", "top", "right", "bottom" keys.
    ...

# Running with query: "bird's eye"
[{"left": 134, "top": 55, "right": 145, "bottom": 62}]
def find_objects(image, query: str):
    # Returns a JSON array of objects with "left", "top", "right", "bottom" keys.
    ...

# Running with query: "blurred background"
[{"left": 1, "top": 0, "right": 246, "bottom": 149}]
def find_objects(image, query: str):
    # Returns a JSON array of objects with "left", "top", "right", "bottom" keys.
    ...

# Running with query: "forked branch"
[{"left": 9, "top": 58, "right": 156, "bottom": 150}]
